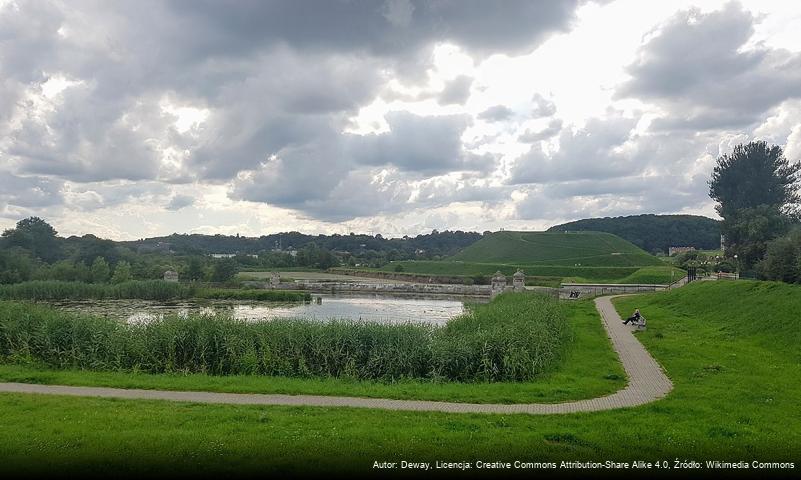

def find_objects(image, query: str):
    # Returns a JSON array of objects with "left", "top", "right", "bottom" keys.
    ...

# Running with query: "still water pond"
[{"left": 49, "top": 293, "right": 483, "bottom": 325}]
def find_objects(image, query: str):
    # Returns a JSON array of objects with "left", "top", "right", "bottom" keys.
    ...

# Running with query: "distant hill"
[
  {"left": 450, "top": 231, "right": 663, "bottom": 267},
  {"left": 120, "top": 230, "right": 482, "bottom": 259},
  {"left": 547, "top": 214, "right": 721, "bottom": 254}
]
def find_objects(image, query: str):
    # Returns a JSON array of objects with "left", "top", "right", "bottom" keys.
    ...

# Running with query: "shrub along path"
[{"left": 0, "top": 296, "right": 672, "bottom": 414}]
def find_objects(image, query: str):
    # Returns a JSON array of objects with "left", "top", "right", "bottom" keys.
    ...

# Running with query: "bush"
[
  {"left": 111, "top": 261, "right": 133, "bottom": 284},
  {"left": 714, "top": 261, "right": 736, "bottom": 273},
  {"left": 757, "top": 229, "right": 801, "bottom": 283},
  {"left": 0, "top": 293, "right": 570, "bottom": 382},
  {"left": 212, "top": 258, "right": 239, "bottom": 283}
]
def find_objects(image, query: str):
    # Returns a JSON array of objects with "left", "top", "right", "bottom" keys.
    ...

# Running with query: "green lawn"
[
  {"left": 1, "top": 281, "right": 799, "bottom": 476},
  {"left": 0, "top": 300, "right": 625, "bottom": 404}
]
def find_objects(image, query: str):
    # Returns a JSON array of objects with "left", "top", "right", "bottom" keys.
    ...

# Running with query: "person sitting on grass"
[{"left": 623, "top": 308, "right": 641, "bottom": 325}]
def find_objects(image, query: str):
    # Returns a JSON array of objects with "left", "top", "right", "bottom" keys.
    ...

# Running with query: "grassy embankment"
[
  {"left": 1, "top": 281, "right": 799, "bottom": 475},
  {"left": 0, "top": 280, "right": 310, "bottom": 302},
  {"left": 344, "top": 231, "right": 684, "bottom": 286}
]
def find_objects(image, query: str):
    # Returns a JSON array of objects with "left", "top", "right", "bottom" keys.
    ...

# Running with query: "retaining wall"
[
  {"left": 243, "top": 280, "right": 492, "bottom": 296},
  {"left": 560, "top": 283, "right": 668, "bottom": 299}
]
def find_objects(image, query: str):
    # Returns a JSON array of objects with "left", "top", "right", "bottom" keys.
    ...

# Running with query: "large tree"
[
  {"left": 1, "top": 217, "right": 62, "bottom": 263},
  {"left": 709, "top": 141, "right": 801, "bottom": 269},
  {"left": 211, "top": 257, "right": 239, "bottom": 283}
]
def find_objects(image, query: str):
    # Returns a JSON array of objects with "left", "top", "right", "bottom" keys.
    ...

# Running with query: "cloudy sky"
[{"left": 1, "top": 0, "right": 800, "bottom": 239}]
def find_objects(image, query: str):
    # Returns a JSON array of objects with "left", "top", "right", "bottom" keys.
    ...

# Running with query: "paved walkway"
[{"left": 0, "top": 296, "right": 673, "bottom": 415}]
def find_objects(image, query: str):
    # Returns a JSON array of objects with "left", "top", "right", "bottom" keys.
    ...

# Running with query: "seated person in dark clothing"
[{"left": 623, "top": 308, "right": 641, "bottom": 324}]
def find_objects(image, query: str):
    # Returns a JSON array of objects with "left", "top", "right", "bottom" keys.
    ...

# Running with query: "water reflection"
[{"left": 49, "top": 293, "right": 483, "bottom": 325}]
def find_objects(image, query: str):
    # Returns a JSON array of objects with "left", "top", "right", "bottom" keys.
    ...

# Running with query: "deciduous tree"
[{"left": 709, "top": 141, "right": 801, "bottom": 269}]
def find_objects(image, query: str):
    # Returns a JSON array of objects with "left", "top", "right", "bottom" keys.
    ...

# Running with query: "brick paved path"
[{"left": 0, "top": 296, "right": 673, "bottom": 414}]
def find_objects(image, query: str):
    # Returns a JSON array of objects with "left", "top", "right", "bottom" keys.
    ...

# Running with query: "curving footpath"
[{"left": 0, "top": 296, "right": 673, "bottom": 415}]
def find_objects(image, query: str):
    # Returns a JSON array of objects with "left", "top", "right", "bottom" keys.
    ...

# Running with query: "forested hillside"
[{"left": 547, "top": 214, "right": 720, "bottom": 254}]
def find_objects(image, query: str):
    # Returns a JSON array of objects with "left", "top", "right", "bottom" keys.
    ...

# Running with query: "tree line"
[
  {"left": 548, "top": 214, "right": 721, "bottom": 254},
  {"left": 122, "top": 230, "right": 482, "bottom": 260},
  {"left": 0, "top": 218, "right": 247, "bottom": 284},
  {"left": 0, "top": 220, "right": 484, "bottom": 285}
]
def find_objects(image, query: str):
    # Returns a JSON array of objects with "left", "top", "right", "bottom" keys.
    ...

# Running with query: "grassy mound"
[
  {"left": 451, "top": 231, "right": 663, "bottom": 267},
  {"left": 0, "top": 293, "right": 569, "bottom": 382},
  {"left": 367, "top": 231, "right": 677, "bottom": 286}
]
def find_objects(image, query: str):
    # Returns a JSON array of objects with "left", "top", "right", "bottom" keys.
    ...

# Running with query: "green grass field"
[{"left": 1, "top": 281, "right": 798, "bottom": 475}]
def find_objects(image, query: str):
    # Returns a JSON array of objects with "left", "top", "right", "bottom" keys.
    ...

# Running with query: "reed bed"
[
  {"left": 196, "top": 288, "right": 311, "bottom": 302},
  {"left": 0, "top": 281, "right": 310, "bottom": 302},
  {"left": 0, "top": 293, "right": 569, "bottom": 382}
]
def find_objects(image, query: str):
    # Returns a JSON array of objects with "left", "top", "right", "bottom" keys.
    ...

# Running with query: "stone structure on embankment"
[
  {"left": 329, "top": 268, "right": 478, "bottom": 285},
  {"left": 560, "top": 283, "right": 669, "bottom": 300},
  {"left": 244, "top": 269, "right": 559, "bottom": 298},
  {"left": 243, "top": 279, "right": 492, "bottom": 296},
  {"left": 489, "top": 270, "right": 529, "bottom": 298}
]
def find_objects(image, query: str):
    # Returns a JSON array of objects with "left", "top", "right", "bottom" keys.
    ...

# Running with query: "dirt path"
[{"left": 0, "top": 296, "right": 673, "bottom": 414}]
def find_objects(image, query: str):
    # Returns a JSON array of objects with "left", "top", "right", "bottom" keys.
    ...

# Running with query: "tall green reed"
[
  {"left": 0, "top": 281, "right": 309, "bottom": 302},
  {"left": 0, "top": 293, "right": 570, "bottom": 382}
]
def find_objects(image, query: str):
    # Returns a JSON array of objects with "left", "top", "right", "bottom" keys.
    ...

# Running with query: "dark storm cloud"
[
  {"left": 617, "top": 2, "right": 801, "bottom": 130},
  {"left": 163, "top": 0, "right": 581, "bottom": 59}
]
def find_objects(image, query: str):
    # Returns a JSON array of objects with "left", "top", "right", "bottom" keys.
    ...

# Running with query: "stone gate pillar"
[
  {"left": 512, "top": 269, "right": 525, "bottom": 292},
  {"left": 490, "top": 271, "right": 507, "bottom": 298}
]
